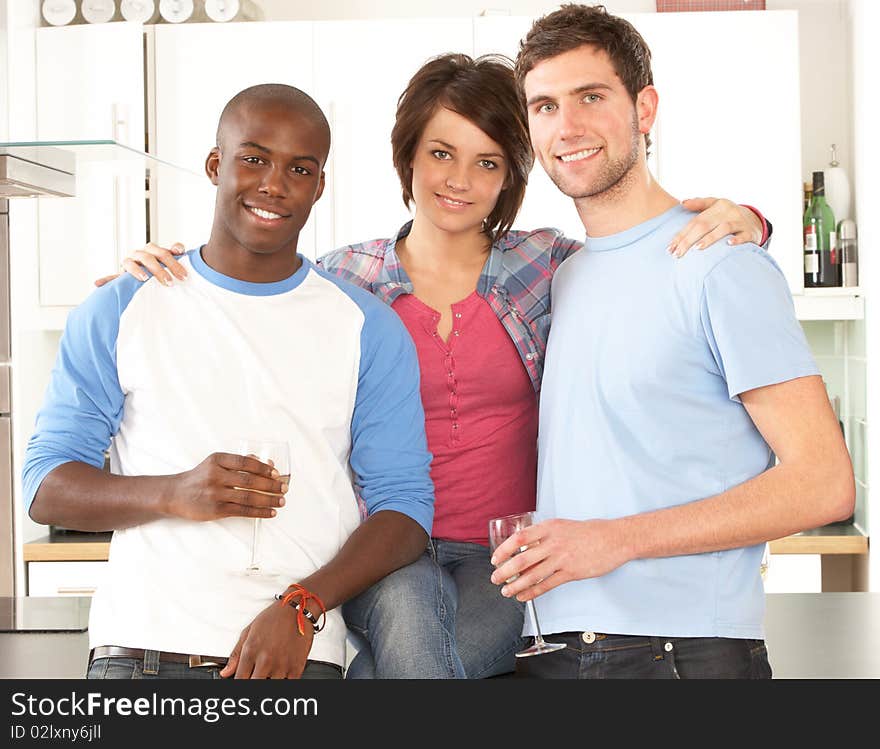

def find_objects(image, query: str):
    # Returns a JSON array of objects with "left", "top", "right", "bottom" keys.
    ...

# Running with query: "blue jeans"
[
  {"left": 342, "top": 539, "right": 526, "bottom": 679},
  {"left": 87, "top": 656, "right": 343, "bottom": 679},
  {"left": 514, "top": 632, "right": 772, "bottom": 679}
]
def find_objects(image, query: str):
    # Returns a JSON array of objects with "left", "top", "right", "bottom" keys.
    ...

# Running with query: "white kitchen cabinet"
[
  {"left": 152, "top": 21, "right": 315, "bottom": 257},
  {"left": 35, "top": 24, "right": 145, "bottom": 146},
  {"left": 27, "top": 561, "right": 108, "bottom": 597},
  {"left": 311, "top": 18, "right": 473, "bottom": 254},
  {"left": 29, "top": 11, "right": 808, "bottom": 298},
  {"left": 474, "top": 16, "right": 597, "bottom": 242},
  {"left": 634, "top": 10, "right": 803, "bottom": 293},
  {"left": 35, "top": 23, "right": 147, "bottom": 308}
]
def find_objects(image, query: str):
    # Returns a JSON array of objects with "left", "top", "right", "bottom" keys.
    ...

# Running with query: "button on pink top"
[{"left": 392, "top": 292, "right": 538, "bottom": 545}]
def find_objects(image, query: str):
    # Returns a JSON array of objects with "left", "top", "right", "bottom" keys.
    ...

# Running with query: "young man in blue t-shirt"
[{"left": 491, "top": 5, "right": 854, "bottom": 678}]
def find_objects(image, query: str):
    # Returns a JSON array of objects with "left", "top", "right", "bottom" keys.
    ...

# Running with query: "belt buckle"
[{"left": 188, "top": 655, "right": 220, "bottom": 668}]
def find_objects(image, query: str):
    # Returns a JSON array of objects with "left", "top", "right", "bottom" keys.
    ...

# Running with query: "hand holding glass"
[
  {"left": 236, "top": 439, "right": 290, "bottom": 578},
  {"left": 489, "top": 511, "right": 566, "bottom": 658}
]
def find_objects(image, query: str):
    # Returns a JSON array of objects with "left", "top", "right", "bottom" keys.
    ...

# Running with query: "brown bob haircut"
[
  {"left": 514, "top": 4, "right": 654, "bottom": 154},
  {"left": 391, "top": 53, "right": 534, "bottom": 241}
]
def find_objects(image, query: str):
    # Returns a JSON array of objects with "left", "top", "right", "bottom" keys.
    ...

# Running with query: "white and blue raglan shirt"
[{"left": 22, "top": 248, "right": 434, "bottom": 667}]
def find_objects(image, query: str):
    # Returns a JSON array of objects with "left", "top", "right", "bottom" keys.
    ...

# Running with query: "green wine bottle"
[{"left": 803, "top": 171, "right": 840, "bottom": 287}]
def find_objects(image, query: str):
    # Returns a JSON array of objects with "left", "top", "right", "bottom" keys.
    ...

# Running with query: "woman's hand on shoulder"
[
  {"left": 93, "top": 242, "right": 188, "bottom": 287},
  {"left": 668, "top": 198, "right": 764, "bottom": 258}
]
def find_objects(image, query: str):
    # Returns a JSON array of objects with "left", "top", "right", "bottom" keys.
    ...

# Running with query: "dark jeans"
[
  {"left": 87, "top": 656, "right": 343, "bottom": 680},
  {"left": 515, "top": 633, "right": 772, "bottom": 679}
]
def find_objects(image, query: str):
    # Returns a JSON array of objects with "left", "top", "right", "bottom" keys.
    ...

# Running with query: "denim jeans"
[
  {"left": 342, "top": 539, "right": 526, "bottom": 679},
  {"left": 87, "top": 656, "right": 343, "bottom": 679},
  {"left": 514, "top": 632, "right": 772, "bottom": 679}
]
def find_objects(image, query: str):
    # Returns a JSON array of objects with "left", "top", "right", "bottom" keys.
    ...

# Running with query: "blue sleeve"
[
  {"left": 348, "top": 297, "right": 434, "bottom": 536},
  {"left": 21, "top": 277, "right": 141, "bottom": 512},
  {"left": 700, "top": 245, "right": 819, "bottom": 401}
]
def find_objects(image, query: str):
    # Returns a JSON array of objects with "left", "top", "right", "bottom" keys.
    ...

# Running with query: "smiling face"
[
  {"left": 523, "top": 44, "right": 654, "bottom": 203},
  {"left": 409, "top": 106, "right": 509, "bottom": 238},
  {"left": 207, "top": 100, "right": 328, "bottom": 265}
]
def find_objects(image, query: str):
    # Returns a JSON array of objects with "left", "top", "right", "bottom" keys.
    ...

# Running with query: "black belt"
[{"left": 90, "top": 645, "right": 228, "bottom": 669}]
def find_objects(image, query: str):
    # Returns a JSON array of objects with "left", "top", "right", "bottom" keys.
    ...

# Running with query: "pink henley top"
[{"left": 392, "top": 292, "right": 538, "bottom": 546}]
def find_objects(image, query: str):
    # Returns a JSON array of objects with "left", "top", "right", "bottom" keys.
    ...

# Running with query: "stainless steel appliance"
[
  {"left": 1, "top": 197, "right": 13, "bottom": 597},
  {"left": 0, "top": 147, "right": 78, "bottom": 597}
]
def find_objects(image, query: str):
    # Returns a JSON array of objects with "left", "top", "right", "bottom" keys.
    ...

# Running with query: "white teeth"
[
  {"left": 559, "top": 148, "right": 600, "bottom": 163},
  {"left": 250, "top": 206, "right": 283, "bottom": 220},
  {"left": 439, "top": 196, "right": 467, "bottom": 206}
]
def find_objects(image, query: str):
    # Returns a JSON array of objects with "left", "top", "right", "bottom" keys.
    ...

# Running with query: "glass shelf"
[
  {"left": 0, "top": 139, "right": 206, "bottom": 199},
  {"left": 0, "top": 139, "right": 201, "bottom": 176}
]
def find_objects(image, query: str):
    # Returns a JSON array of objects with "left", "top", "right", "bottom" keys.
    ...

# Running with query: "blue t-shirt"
[{"left": 536, "top": 205, "right": 818, "bottom": 639}]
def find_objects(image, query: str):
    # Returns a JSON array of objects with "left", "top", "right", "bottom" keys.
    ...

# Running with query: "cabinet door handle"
[{"left": 55, "top": 587, "right": 96, "bottom": 596}]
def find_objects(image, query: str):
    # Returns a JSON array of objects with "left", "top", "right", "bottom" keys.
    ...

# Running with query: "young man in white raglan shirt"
[
  {"left": 490, "top": 4, "right": 855, "bottom": 678},
  {"left": 22, "top": 84, "right": 435, "bottom": 679}
]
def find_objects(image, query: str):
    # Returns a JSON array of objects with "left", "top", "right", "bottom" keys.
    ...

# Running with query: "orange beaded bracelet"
[{"left": 276, "top": 584, "right": 327, "bottom": 636}]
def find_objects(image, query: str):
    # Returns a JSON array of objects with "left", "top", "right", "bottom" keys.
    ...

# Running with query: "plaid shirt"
[{"left": 317, "top": 221, "right": 582, "bottom": 394}]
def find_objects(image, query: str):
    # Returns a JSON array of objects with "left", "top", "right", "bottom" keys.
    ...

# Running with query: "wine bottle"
[
  {"left": 803, "top": 181, "right": 812, "bottom": 215},
  {"left": 803, "top": 171, "right": 840, "bottom": 287}
]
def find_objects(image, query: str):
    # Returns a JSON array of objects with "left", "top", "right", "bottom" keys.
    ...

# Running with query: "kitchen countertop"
[
  {"left": 768, "top": 523, "right": 868, "bottom": 555},
  {"left": 764, "top": 592, "right": 880, "bottom": 679},
  {"left": 0, "top": 596, "right": 90, "bottom": 679},
  {"left": 23, "top": 531, "right": 112, "bottom": 562},
  {"left": 0, "top": 593, "right": 879, "bottom": 679}
]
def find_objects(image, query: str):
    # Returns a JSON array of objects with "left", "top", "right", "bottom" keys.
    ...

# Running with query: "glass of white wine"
[
  {"left": 489, "top": 511, "right": 566, "bottom": 658},
  {"left": 236, "top": 438, "right": 290, "bottom": 578}
]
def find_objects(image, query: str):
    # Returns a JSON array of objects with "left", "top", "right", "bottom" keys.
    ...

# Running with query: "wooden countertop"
[
  {"left": 24, "top": 532, "right": 112, "bottom": 562},
  {"left": 23, "top": 524, "right": 868, "bottom": 562},
  {"left": 768, "top": 523, "right": 868, "bottom": 555}
]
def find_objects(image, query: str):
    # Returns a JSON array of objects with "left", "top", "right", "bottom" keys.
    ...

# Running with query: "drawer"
[{"left": 27, "top": 561, "right": 108, "bottom": 597}]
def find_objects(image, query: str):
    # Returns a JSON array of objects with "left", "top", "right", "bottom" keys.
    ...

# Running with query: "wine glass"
[
  {"left": 489, "top": 511, "right": 566, "bottom": 658},
  {"left": 235, "top": 438, "right": 290, "bottom": 578}
]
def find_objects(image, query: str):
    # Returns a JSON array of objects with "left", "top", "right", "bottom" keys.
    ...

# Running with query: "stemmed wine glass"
[
  {"left": 235, "top": 438, "right": 290, "bottom": 578},
  {"left": 489, "top": 511, "right": 566, "bottom": 658}
]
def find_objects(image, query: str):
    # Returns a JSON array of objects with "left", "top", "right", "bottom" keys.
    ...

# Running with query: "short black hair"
[{"left": 216, "top": 83, "right": 331, "bottom": 155}]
